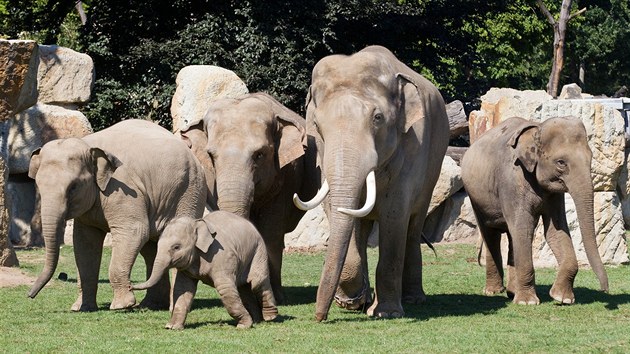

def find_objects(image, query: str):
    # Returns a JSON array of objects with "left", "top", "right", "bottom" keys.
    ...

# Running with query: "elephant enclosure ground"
[{"left": 2, "top": 244, "right": 630, "bottom": 352}]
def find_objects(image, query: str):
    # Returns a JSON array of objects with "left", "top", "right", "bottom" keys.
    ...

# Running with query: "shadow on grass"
[
  {"left": 536, "top": 284, "right": 630, "bottom": 310},
  {"left": 282, "top": 285, "right": 318, "bottom": 306}
]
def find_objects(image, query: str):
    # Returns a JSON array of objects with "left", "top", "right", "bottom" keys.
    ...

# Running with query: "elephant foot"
[
  {"left": 512, "top": 289, "right": 540, "bottom": 305},
  {"left": 262, "top": 308, "right": 278, "bottom": 322},
  {"left": 367, "top": 301, "right": 404, "bottom": 319},
  {"left": 110, "top": 290, "right": 137, "bottom": 310},
  {"left": 483, "top": 285, "right": 506, "bottom": 296},
  {"left": 165, "top": 322, "right": 184, "bottom": 330},
  {"left": 71, "top": 298, "right": 98, "bottom": 312},
  {"left": 549, "top": 284, "right": 575, "bottom": 305},
  {"left": 236, "top": 316, "right": 254, "bottom": 329}
]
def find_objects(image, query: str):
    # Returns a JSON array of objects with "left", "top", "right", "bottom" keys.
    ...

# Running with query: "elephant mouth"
[{"left": 334, "top": 277, "right": 371, "bottom": 311}]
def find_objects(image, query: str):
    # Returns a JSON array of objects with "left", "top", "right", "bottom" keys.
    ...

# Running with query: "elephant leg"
[
  {"left": 482, "top": 227, "right": 505, "bottom": 296},
  {"left": 138, "top": 241, "right": 170, "bottom": 310},
  {"left": 238, "top": 284, "right": 263, "bottom": 323},
  {"left": 506, "top": 216, "right": 540, "bottom": 305},
  {"left": 336, "top": 219, "right": 371, "bottom": 311},
  {"left": 168, "top": 270, "right": 197, "bottom": 330},
  {"left": 249, "top": 270, "right": 278, "bottom": 322},
  {"left": 402, "top": 214, "right": 426, "bottom": 304},
  {"left": 253, "top": 215, "right": 286, "bottom": 305},
  {"left": 542, "top": 200, "right": 578, "bottom": 304},
  {"left": 71, "top": 221, "right": 106, "bottom": 312},
  {"left": 108, "top": 225, "right": 148, "bottom": 310},
  {"left": 367, "top": 216, "right": 408, "bottom": 318},
  {"left": 214, "top": 274, "right": 253, "bottom": 329},
  {"left": 505, "top": 232, "right": 517, "bottom": 299}
]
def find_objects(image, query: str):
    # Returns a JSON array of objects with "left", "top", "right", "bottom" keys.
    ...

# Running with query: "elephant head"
[
  {"left": 510, "top": 116, "right": 608, "bottom": 291},
  {"left": 27, "top": 138, "right": 122, "bottom": 298},
  {"left": 294, "top": 46, "right": 434, "bottom": 321},
  {"left": 181, "top": 92, "right": 306, "bottom": 218},
  {"left": 132, "top": 217, "right": 216, "bottom": 290}
]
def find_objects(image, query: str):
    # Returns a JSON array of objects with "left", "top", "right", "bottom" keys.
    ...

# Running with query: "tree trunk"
[{"left": 535, "top": 0, "right": 585, "bottom": 98}]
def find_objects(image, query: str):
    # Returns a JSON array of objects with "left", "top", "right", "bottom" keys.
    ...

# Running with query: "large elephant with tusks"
[{"left": 294, "top": 45, "right": 449, "bottom": 321}]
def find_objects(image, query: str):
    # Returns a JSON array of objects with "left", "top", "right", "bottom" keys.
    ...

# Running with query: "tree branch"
[
  {"left": 536, "top": 0, "right": 556, "bottom": 25},
  {"left": 569, "top": 7, "right": 587, "bottom": 20}
]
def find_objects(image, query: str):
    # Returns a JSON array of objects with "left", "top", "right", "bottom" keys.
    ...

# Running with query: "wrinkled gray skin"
[
  {"left": 461, "top": 116, "right": 609, "bottom": 305},
  {"left": 299, "top": 45, "right": 449, "bottom": 320},
  {"left": 28, "top": 119, "right": 207, "bottom": 311},
  {"left": 132, "top": 212, "right": 278, "bottom": 329},
  {"left": 180, "top": 92, "right": 317, "bottom": 303}
]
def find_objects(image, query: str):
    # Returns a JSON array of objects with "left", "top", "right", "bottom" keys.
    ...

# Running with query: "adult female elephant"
[
  {"left": 461, "top": 116, "right": 608, "bottom": 305},
  {"left": 27, "top": 119, "right": 207, "bottom": 311},
  {"left": 294, "top": 45, "right": 449, "bottom": 320},
  {"left": 180, "top": 92, "right": 317, "bottom": 303}
]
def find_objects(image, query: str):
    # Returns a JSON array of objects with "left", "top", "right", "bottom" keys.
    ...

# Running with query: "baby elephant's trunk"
[{"left": 131, "top": 259, "right": 169, "bottom": 291}]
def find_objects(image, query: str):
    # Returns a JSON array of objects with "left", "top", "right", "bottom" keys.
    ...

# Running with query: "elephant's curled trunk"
[
  {"left": 28, "top": 210, "right": 65, "bottom": 298},
  {"left": 131, "top": 258, "right": 170, "bottom": 291}
]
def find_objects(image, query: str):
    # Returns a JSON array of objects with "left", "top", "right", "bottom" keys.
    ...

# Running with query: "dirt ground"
[{"left": 0, "top": 266, "right": 35, "bottom": 287}]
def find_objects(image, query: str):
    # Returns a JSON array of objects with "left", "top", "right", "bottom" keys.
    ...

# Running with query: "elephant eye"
[
  {"left": 556, "top": 159, "right": 567, "bottom": 168},
  {"left": 373, "top": 113, "right": 384, "bottom": 126},
  {"left": 172, "top": 244, "right": 181, "bottom": 251},
  {"left": 253, "top": 151, "right": 265, "bottom": 161}
]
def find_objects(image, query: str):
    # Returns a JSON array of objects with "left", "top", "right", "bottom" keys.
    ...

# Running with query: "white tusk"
[
  {"left": 338, "top": 170, "right": 376, "bottom": 217},
  {"left": 293, "top": 180, "right": 329, "bottom": 211}
]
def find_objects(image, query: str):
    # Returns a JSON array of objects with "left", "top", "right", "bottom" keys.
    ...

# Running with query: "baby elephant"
[{"left": 132, "top": 211, "right": 278, "bottom": 329}]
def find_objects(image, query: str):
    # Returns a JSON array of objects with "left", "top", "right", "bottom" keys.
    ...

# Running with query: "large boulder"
[
  {"left": 9, "top": 103, "right": 93, "bottom": 174},
  {"left": 0, "top": 40, "right": 39, "bottom": 118},
  {"left": 170, "top": 66, "right": 248, "bottom": 132},
  {"left": 37, "top": 45, "right": 95, "bottom": 105},
  {"left": 284, "top": 206, "right": 329, "bottom": 252},
  {"left": 6, "top": 174, "right": 41, "bottom": 246},
  {"left": 428, "top": 156, "right": 463, "bottom": 214},
  {"left": 424, "top": 192, "right": 478, "bottom": 244},
  {"left": 468, "top": 88, "right": 552, "bottom": 143}
]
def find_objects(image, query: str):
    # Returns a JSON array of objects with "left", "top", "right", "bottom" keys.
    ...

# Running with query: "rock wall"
[
  {"left": 0, "top": 40, "right": 40, "bottom": 266},
  {"left": 4, "top": 42, "right": 94, "bottom": 247}
]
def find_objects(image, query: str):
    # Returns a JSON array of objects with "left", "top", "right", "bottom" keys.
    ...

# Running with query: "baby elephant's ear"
[{"left": 194, "top": 219, "right": 217, "bottom": 253}]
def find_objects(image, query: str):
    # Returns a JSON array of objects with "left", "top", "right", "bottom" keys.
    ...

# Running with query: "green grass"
[{"left": 2, "top": 244, "right": 630, "bottom": 353}]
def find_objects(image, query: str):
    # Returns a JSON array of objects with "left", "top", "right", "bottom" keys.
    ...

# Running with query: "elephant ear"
[
  {"left": 254, "top": 92, "right": 306, "bottom": 169},
  {"left": 397, "top": 72, "right": 428, "bottom": 133},
  {"left": 194, "top": 219, "right": 217, "bottom": 253},
  {"left": 90, "top": 148, "right": 123, "bottom": 192},
  {"left": 508, "top": 123, "right": 541, "bottom": 173},
  {"left": 28, "top": 148, "right": 42, "bottom": 179}
]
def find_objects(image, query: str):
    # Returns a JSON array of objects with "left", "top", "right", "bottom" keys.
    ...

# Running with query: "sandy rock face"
[
  {"left": 37, "top": 45, "right": 95, "bottom": 104},
  {"left": 170, "top": 65, "right": 249, "bottom": 132},
  {"left": 9, "top": 103, "right": 93, "bottom": 174},
  {"left": 0, "top": 40, "right": 39, "bottom": 119}
]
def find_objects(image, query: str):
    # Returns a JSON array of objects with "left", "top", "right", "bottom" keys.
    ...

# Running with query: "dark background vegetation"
[{"left": 1, "top": 0, "right": 629, "bottom": 131}]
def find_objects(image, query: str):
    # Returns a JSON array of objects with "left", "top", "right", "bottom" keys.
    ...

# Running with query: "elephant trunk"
[
  {"left": 568, "top": 179, "right": 609, "bottom": 292},
  {"left": 28, "top": 205, "right": 66, "bottom": 298},
  {"left": 315, "top": 144, "right": 376, "bottom": 321},
  {"left": 131, "top": 257, "right": 170, "bottom": 291},
  {"left": 215, "top": 164, "right": 254, "bottom": 218}
]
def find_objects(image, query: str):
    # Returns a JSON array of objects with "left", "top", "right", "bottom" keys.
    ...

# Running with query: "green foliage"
[
  {"left": 3, "top": 244, "right": 630, "bottom": 352},
  {"left": 567, "top": 0, "right": 630, "bottom": 95},
  {"left": 3, "top": 0, "right": 629, "bottom": 131}
]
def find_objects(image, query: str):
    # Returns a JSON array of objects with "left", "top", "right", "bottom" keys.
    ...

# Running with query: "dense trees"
[{"left": 1, "top": 0, "right": 628, "bottom": 131}]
